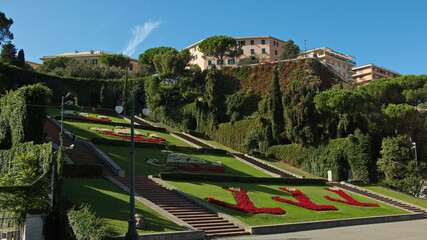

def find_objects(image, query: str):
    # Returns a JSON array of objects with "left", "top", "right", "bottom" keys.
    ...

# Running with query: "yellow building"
[
  {"left": 186, "top": 36, "right": 287, "bottom": 70},
  {"left": 40, "top": 50, "right": 139, "bottom": 71},
  {"left": 300, "top": 47, "right": 356, "bottom": 82},
  {"left": 352, "top": 64, "right": 401, "bottom": 86}
]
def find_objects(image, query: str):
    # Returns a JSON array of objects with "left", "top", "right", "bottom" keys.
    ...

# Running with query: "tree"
[
  {"left": 138, "top": 46, "right": 177, "bottom": 74},
  {"left": 280, "top": 40, "right": 300, "bottom": 60},
  {"left": 0, "top": 42, "right": 17, "bottom": 65},
  {"left": 37, "top": 57, "right": 80, "bottom": 73},
  {"left": 152, "top": 49, "right": 191, "bottom": 79},
  {"left": 269, "top": 67, "right": 285, "bottom": 143},
  {"left": 382, "top": 103, "right": 422, "bottom": 139},
  {"left": 99, "top": 54, "right": 130, "bottom": 69},
  {"left": 377, "top": 135, "right": 425, "bottom": 196},
  {"left": 17, "top": 49, "right": 25, "bottom": 68},
  {"left": 237, "top": 55, "right": 259, "bottom": 66},
  {"left": 0, "top": 11, "right": 13, "bottom": 45},
  {"left": 198, "top": 35, "right": 240, "bottom": 68}
]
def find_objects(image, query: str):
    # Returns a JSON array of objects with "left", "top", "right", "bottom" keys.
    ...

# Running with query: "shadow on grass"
[{"left": 63, "top": 178, "right": 184, "bottom": 235}]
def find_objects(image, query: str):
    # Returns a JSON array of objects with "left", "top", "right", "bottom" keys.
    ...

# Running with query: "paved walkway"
[{"left": 223, "top": 219, "right": 427, "bottom": 240}]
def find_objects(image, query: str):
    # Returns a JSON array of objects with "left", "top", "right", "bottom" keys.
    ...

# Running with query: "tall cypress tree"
[
  {"left": 17, "top": 49, "right": 25, "bottom": 67},
  {"left": 269, "top": 67, "right": 285, "bottom": 143}
]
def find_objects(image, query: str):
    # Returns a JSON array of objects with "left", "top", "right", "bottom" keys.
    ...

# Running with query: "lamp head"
[
  {"left": 115, "top": 105, "right": 124, "bottom": 114},
  {"left": 142, "top": 108, "right": 150, "bottom": 116}
]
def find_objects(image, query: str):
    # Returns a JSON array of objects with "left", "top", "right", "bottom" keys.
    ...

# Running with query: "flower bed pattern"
[
  {"left": 207, "top": 187, "right": 285, "bottom": 214},
  {"left": 100, "top": 131, "right": 166, "bottom": 143},
  {"left": 324, "top": 188, "right": 380, "bottom": 207},
  {"left": 171, "top": 164, "right": 225, "bottom": 173},
  {"left": 272, "top": 188, "right": 337, "bottom": 211},
  {"left": 64, "top": 110, "right": 112, "bottom": 122},
  {"left": 146, "top": 153, "right": 225, "bottom": 172}
]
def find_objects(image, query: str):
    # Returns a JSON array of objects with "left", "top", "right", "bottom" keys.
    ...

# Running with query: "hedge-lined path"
[
  {"left": 43, "top": 118, "right": 116, "bottom": 176},
  {"left": 114, "top": 176, "right": 250, "bottom": 238},
  {"left": 172, "top": 132, "right": 213, "bottom": 148},
  {"left": 328, "top": 182, "right": 427, "bottom": 217}
]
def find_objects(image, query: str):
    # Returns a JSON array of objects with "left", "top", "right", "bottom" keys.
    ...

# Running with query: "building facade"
[
  {"left": 186, "top": 36, "right": 287, "bottom": 70},
  {"left": 40, "top": 50, "right": 139, "bottom": 71},
  {"left": 300, "top": 47, "right": 356, "bottom": 82},
  {"left": 352, "top": 64, "right": 401, "bottom": 86}
]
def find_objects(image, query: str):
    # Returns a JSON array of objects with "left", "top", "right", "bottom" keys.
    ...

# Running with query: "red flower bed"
[
  {"left": 324, "top": 188, "right": 380, "bottom": 207},
  {"left": 65, "top": 114, "right": 112, "bottom": 121},
  {"left": 100, "top": 131, "right": 166, "bottom": 142},
  {"left": 171, "top": 163, "right": 225, "bottom": 173},
  {"left": 207, "top": 187, "right": 285, "bottom": 215},
  {"left": 272, "top": 188, "right": 337, "bottom": 211}
]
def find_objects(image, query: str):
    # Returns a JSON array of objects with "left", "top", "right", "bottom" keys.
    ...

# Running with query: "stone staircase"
[
  {"left": 328, "top": 182, "right": 427, "bottom": 217},
  {"left": 114, "top": 176, "right": 250, "bottom": 238}
]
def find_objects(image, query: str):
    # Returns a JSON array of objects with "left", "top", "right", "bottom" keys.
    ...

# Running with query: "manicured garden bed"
[
  {"left": 63, "top": 178, "right": 186, "bottom": 235},
  {"left": 47, "top": 107, "right": 129, "bottom": 124},
  {"left": 96, "top": 145, "right": 272, "bottom": 177},
  {"left": 62, "top": 121, "right": 192, "bottom": 147},
  {"left": 167, "top": 181, "right": 408, "bottom": 226},
  {"left": 359, "top": 185, "right": 427, "bottom": 209}
]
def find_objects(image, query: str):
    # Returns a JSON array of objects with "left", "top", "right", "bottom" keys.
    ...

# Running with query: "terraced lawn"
[
  {"left": 63, "top": 178, "right": 186, "bottom": 235},
  {"left": 96, "top": 145, "right": 272, "bottom": 177},
  {"left": 256, "top": 157, "right": 322, "bottom": 179},
  {"left": 62, "top": 121, "right": 192, "bottom": 147},
  {"left": 47, "top": 107, "right": 129, "bottom": 124},
  {"left": 359, "top": 185, "right": 427, "bottom": 209},
  {"left": 167, "top": 181, "right": 408, "bottom": 226}
]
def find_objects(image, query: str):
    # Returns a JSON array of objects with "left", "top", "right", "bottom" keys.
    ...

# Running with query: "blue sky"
[{"left": 3, "top": 0, "right": 427, "bottom": 75}]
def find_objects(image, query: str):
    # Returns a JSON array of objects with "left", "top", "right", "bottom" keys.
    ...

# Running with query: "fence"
[{"left": 0, "top": 212, "right": 22, "bottom": 240}]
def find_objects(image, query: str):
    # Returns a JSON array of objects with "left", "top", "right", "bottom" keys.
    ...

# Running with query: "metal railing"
[{"left": 0, "top": 212, "right": 22, "bottom": 240}]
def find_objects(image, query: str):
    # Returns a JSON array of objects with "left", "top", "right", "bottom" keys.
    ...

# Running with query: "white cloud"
[{"left": 122, "top": 21, "right": 161, "bottom": 56}]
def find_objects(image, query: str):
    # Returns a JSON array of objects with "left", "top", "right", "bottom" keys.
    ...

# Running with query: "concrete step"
[{"left": 197, "top": 225, "right": 240, "bottom": 231}]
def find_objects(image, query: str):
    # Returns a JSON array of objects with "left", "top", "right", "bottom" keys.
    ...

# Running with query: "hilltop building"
[
  {"left": 352, "top": 64, "right": 401, "bottom": 86},
  {"left": 300, "top": 47, "right": 356, "bottom": 82},
  {"left": 186, "top": 36, "right": 287, "bottom": 70},
  {"left": 25, "top": 60, "right": 41, "bottom": 69},
  {"left": 40, "top": 50, "right": 139, "bottom": 71}
]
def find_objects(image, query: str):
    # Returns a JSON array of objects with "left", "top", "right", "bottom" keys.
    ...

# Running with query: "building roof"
[
  {"left": 41, "top": 50, "right": 137, "bottom": 61},
  {"left": 352, "top": 63, "right": 401, "bottom": 75},
  {"left": 302, "top": 47, "right": 355, "bottom": 60},
  {"left": 184, "top": 36, "right": 286, "bottom": 49}
]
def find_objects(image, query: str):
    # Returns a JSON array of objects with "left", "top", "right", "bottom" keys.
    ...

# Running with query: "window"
[
  {"left": 194, "top": 46, "right": 197, "bottom": 51},
  {"left": 238, "top": 40, "right": 246, "bottom": 45},
  {"left": 273, "top": 41, "right": 278, "bottom": 46},
  {"left": 129, "top": 63, "right": 133, "bottom": 71},
  {"left": 84, "top": 59, "right": 88, "bottom": 64},
  {"left": 216, "top": 60, "right": 224, "bottom": 65},
  {"left": 228, "top": 59, "right": 235, "bottom": 64},
  {"left": 262, "top": 48, "right": 266, "bottom": 54},
  {"left": 193, "top": 55, "right": 198, "bottom": 60},
  {"left": 274, "top": 50, "right": 278, "bottom": 55},
  {"left": 261, "top": 39, "right": 266, "bottom": 44},
  {"left": 240, "top": 49, "right": 244, "bottom": 54},
  {"left": 92, "top": 59, "right": 98, "bottom": 66},
  {"left": 250, "top": 40, "right": 255, "bottom": 45},
  {"left": 208, "top": 60, "right": 212, "bottom": 65},
  {"left": 251, "top": 49, "right": 255, "bottom": 54}
]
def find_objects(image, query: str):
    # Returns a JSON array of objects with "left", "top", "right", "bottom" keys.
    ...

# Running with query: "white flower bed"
[
  {"left": 166, "top": 153, "right": 207, "bottom": 164},
  {"left": 98, "top": 115, "right": 108, "bottom": 119},
  {"left": 63, "top": 110, "right": 75, "bottom": 115},
  {"left": 90, "top": 127, "right": 111, "bottom": 132},
  {"left": 78, "top": 112, "right": 89, "bottom": 117},
  {"left": 113, "top": 128, "right": 142, "bottom": 135},
  {"left": 146, "top": 158, "right": 164, "bottom": 167}
]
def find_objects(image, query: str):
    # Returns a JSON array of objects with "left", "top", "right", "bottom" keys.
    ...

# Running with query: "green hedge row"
[
  {"left": 0, "top": 83, "right": 52, "bottom": 148},
  {"left": 63, "top": 164, "right": 103, "bottom": 178},
  {"left": 55, "top": 115, "right": 167, "bottom": 132},
  {"left": 268, "top": 134, "right": 371, "bottom": 181},
  {"left": 159, "top": 173, "right": 327, "bottom": 185},
  {"left": 67, "top": 204, "right": 112, "bottom": 240},
  {"left": 91, "top": 138, "right": 228, "bottom": 155}
]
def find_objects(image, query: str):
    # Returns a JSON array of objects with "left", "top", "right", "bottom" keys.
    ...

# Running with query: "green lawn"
[
  {"left": 167, "top": 181, "right": 408, "bottom": 226},
  {"left": 359, "top": 185, "right": 427, "bottom": 209},
  {"left": 62, "top": 121, "right": 192, "bottom": 147},
  {"left": 63, "top": 178, "right": 185, "bottom": 235},
  {"left": 47, "top": 107, "right": 129, "bottom": 124},
  {"left": 96, "top": 145, "right": 272, "bottom": 177},
  {"left": 256, "top": 157, "right": 322, "bottom": 179}
]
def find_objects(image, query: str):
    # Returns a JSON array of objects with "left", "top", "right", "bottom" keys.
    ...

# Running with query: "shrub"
[{"left": 67, "top": 204, "right": 113, "bottom": 240}]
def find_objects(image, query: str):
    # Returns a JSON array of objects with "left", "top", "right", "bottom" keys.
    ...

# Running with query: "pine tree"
[{"left": 269, "top": 67, "right": 285, "bottom": 143}]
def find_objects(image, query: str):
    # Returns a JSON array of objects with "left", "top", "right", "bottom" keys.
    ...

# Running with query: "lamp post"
[
  {"left": 412, "top": 142, "right": 418, "bottom": 168},
  {"left": 116, "top": 93, "right": 149, "bottom": 240}
]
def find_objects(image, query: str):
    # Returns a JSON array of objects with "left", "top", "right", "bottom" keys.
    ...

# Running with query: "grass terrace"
[
  {"left": 62, "top": 121, "right": 192, "bottom": 147},
  {"left": 47, "top": 107, "right": 129, "bottom": 124},
  {"left": 358, "top": 184, "right": 427, "bottom": 209},
  {"left": 96, "top": 145, "right": 272, "bottom": 177},
  {"left": 63, "top": 178, "right": 186, "bottom": 235},
  {"left": 167, "top": 181, "right": 408, "bottom": 226},
  {"left": 256, "top": 157, "right": 323, "bottom": 179}
]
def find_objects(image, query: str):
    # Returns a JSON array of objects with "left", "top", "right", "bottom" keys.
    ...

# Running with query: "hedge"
[
  {"left": 63, "top": 164, "right": 103, "bottom": 178},
  {"left": 91, "top": 138, "right": 228, "bottom": 155},
  {"left": 159, "top": 173, "right": 327, "bottom": 185},
  {"left": 268, "top": 134, "right": 371, "bottom": 182},
  {"left": 67, "top": 204, "right": 112, "bottom": 240},
  {"left": 0, "top": 83, "right": 52, "bottom": 148}
]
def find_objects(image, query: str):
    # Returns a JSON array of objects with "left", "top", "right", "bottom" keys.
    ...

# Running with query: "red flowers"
[
  {"left": 324, "top": 188, "right": 380, "bottom": 207},
  {"left": 100, "top": 131, "right": 166, "bottom": 143},
  {"left": 172, "top": 164, "right": 225, "bottom": 173},
  {"left": 272, "top": 188, "right": 337, "bottom": 211},
  {"left": 207, "top": 187, "right": 285, "bottom": 215}
]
